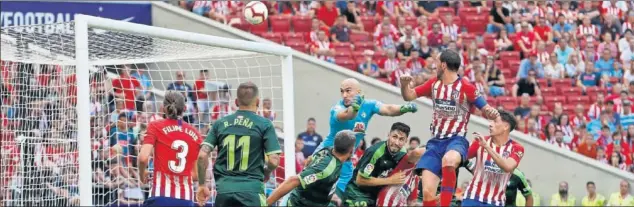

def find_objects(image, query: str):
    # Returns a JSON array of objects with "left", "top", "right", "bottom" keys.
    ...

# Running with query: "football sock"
[{"left": 440, "top": 166, "right": 457, "bottom": 206}]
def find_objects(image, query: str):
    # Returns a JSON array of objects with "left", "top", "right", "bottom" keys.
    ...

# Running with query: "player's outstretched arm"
[
  {"left": 356, "top": 172, "right": 406, "bottom": 187},
  {"left": 400, "top": 75, "right": 433, "bottom": 101},
  {"left": 138, "top": 144, "right": 154, "bottom": 184},
  {"left": 335, "top": 94, "right": 364, "bottom": 121},
  {"left": 266, "top": 175, "right": 300, "bottom": 206},
  {"left": 378, "top": 102, "right": 418, "bottom": 117},
  {"left": 405, "top": 147, "right": 425, "bottom": 164}
]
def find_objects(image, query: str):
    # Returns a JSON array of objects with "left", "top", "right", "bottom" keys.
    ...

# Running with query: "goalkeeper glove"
[
  {"left": 351, "top": 94, "right": 365, "bottom": 112},
  {"left": 400, "top": 102, "right": 418, "bottom": 113}
]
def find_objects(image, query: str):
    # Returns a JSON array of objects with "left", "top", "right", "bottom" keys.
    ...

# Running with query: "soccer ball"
[{"left": 243, "top": 1, "right": 268, "bottom": 25}]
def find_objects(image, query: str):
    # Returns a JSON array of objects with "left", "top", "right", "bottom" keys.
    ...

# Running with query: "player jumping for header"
[
  {"left": 266, "top": 130, "right": 356, "bottom": 206},
  {"left": 400, "top": 50, "right": 499, "bottom": 207},
  {"left": 342, "top": 122, "right": 426, "bottom": 207},
  {"left": 138, "top": 91, "right": 203, "bottom": 206},
  {"left": 196, "top": 82, "right": 282, "bottom": 207},
  {"left": 312, "top": 78, "right": 418, "bottom": 204},
  {"left": 463, "top": 110, "right": 525, "bottom": 206}
]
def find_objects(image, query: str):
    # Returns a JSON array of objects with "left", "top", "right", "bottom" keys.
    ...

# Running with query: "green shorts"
[
  {"left": 342, "top": 188, "right": 375, "bottom": 207},
  {"left": 215, "top": 192, "right": 266, "bottom": 207}
]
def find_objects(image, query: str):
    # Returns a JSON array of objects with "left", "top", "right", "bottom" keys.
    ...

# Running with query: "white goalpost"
[{"left": 0, "top": 14, "right": 296, "bottom": 206}]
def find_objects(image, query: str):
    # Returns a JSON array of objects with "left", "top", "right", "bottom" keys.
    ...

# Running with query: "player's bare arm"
[
  {"left": 481, "top": 104, "right": 501, "bottom": 120},
  {"left": 473, "top": 132, "right": 519, "bottom": 172},
  {"left": 335, "top": 104, "right": 359, "bottom": 121},
  {"left": 264, "top": 153, "right": 281, "bottom": 177},
  {"left": 378, "top": 102, "right": 418, "bottom": 116},
  {"left": 196, "top": 144, "right": 213, "bottom": 206},
  {"left": 266, "top": 175, "right": 300, "bottom": 205},
  {"left": 137, "top": 143, "right": 154, "bottom": 184},
  {"left": 400, "top": 75, "right": 418, "bottom": 101},
  {"left": 356, "top": 171, "right": 406, "bottom": 187},
  {"left": 406, "top": 147, "right": 426, "bottom": 163}
]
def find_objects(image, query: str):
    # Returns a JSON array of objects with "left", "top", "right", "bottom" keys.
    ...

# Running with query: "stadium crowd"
[{"left": 2, "top": 0, "right": 634, "bottom": 206}]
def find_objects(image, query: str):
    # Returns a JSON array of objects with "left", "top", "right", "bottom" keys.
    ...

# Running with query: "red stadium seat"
[
  {"left": 463, "top": 15, "right": 488, "bottom": 35},
  {"left": 261, "top": 32, "right": 283, "bottom": 44},
  {"left": 502, "top": 102, "right": 518, "bottom": 111},
  {"left": 500, "top": 51, "right": 521, "bottom": 62},
  {"left": 586, "top": 87, "right": 604, "bottom": 98},
  {"left": 335, "top": 58, "right": 357, "bottom": 70},
  {"left": 558, "top": 87, "right": 582, "bottom": 96},
  {"left": 291, "top": 15, "right": 311, "bottom": 33},
  {"left": 270, "top": 16, "right": 291, "bottom": 32},
  {"left": 483, "top": 33, "right": 497, "bottom": 51},
  {"left": 359, "top": 16, "right": 377, "bottom": 33},
  {"left": 545, "top": 95, "right": 566, "bottom": 105},
  {"left": 405, "top": 16, "right": 418, "bottom": 28},
  {"left": 537, "top": 79, "right": 548, "bottom": 87},
  {"left": 350, "top": 32, "right": 371, "bottom": 43},
  {"left": 541, "top": 88, "right": 558, "bottom": 96},
  {"left": 461, "top": 33, "right": 477, "bottom": 47},
  {"left": 250, "top": 19, "right": 269, "bottom": 34},
  {"left": 334, "top": 51, "right": 352, "bottom": 59},
  {"left": 486, "top": 97, "right": 498, "bottom": 106},
  {"left": 285, "top": 40, "right": 307, "bottom": 52},
  {"left": 562, "top": 104, "right": 576, "bottom": 115},
  {"left": 498, "top": 96, "right": 517, "bottom": 105},
  {"left": 437, "top": 7, "right": 456, "bottom": 17},
  {"left": 552, "top": 79, "right": 574, "bottom": 88},
  {"left": 282, "top": 32, "right": 304, "bottom": 42},
  {"left": 567, "top": 96, "right": 590, "bottom": 105},
  {"left": 333, "top": 42, "right": 352, "bottom": 53},
  {"left": 354, "top": 42, "right": 374, "bottom": 52},
  {"left": 504, "top": 79, "right": 516, "bottom": 90},
  {"left": 508, "top": 60, "right": 521, "bottom": 75}
]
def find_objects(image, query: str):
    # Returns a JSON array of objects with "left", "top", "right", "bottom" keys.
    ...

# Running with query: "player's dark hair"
[
  {"left": 390, "top": 122, "right": 411, "bottom": 137},
  {"left": 371, "top": 137, "right": 381, "bottom": 145},
  {"left": 334, "top": 130, "right": 356, "bottom": 154},
  {"left": 498, "top": 110, "right": 517, "bottom": 132},
  {"left": 587, "top": 181, "right": 595, "bottom": 187},
  {"left": 439, "top": 50, "right": 462, "bottom": 71},
  {"left": 237, "top": 82, "right": 259, "bottom": 106},
  {"left": 164, "top": 90, "right": 186, "bottom": 119}
]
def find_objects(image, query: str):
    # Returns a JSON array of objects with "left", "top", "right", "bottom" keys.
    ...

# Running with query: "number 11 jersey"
[
  {"left": 203, "top": 110, "right": 282, "bottom": 194},
  {"left": 143, "top": 119, "right": 203, "bottom": 200}
]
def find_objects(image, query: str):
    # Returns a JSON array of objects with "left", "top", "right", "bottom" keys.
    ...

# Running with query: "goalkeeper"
[{"left": 310, "top": 78, "right": 418, "bottom": 204}]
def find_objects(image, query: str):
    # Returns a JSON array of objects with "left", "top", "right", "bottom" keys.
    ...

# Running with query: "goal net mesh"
[{"left": 1, "top": 22, "right": 288, "bottom": 206}]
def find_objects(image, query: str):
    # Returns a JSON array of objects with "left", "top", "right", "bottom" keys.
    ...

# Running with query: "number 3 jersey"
[
  {"left": 143, "top": 119, "right": 203, "bottom": 200},
  {"left": 203, "top": 110, "right": 282, "bottom": 194}
]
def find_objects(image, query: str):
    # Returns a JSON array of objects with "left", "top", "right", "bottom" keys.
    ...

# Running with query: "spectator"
[
  {"left": 358, "top": 50, "right": 380, "bottom": 78},
  {"left": 472, "top": 70, "right": 488, "bottom": 97},
  {"left": 166, "top": 71, "right": 197, "bottom": 123},
  {"left": 413, "top": 16, "right": 429, "bottom": 40},
  {"left": 576, "top": 62, "right": 602, "bottom": 93},
  {"left": 465, "top": 57, "right": 485, "bottom": 82},
  {"left": 577, "top": 133, "right": 598, "bottom": 159},
  {"left": 577, "top": 1, "right": 601, "bottom": 26},
  {"left": 485, "top": 56, "right": 506, "bottom": 97},
  {"left": 395, "top": 1, "right": 416, "bottom": 17},
  {"left": 516, "top": 22, "right": 537, "bottom": 57},
  {"left": 395, "top": 16, "right": 408, "bottom": 36},
  {"left": 210, "top": 84, "right": 234, "bottom": 122},
  {"left": 581, "top": 181, "right": 606, "bottom": 206},
  {"left": 552, "top": 130, "right": 571, "bottom": 150},
  {"left": 257, "top": 97, "right": 276, "bottom": 121},
  {"left": 316, "top": 1, "right": 339, "bottom": 28},
  {"left": 552, "top": 15, "right": 574, "bottom": 40},
  {"left": 550, "top": 181, "right": 576, "bottom": 206},
  {"left": 517, "top": 52, "right": 545, "bottom": 80},
  {"left": 389, "top": 58, "right": 412, "bottom": 87},
  {"left": 377, "top": 1, "right": 399, "bottom": 19},
  {"left": 607, "top": 180, "right": 634, "bottom": 206},
  {"left": 408, "top": 136, "right": 420, "bottom": 151},
  {"left": 111, "top": 65, "right": 142, "bottom": 111},
  {"left": 407, "top": 50, "right": 426, "bottom": 75},
  {"left": 427, "top": 23, "right": 444, "bottom": 48},
  {"left": 379, "top": 48, "right": 399, "bottom": 77},
  {"left": 417, "top": 36, "right": 433, "bottom": 59},
  {"left": 624, "top": 102, "right": 634, "bottom": 129},
  {"left": 373, "top": 16, "right": 398, "bottom": 38},
  {"left": 399, "top": 25, "right": 417, "bottom": 47},
  {"left": 109, "top": 113, "right": 136, "bottom": 167},
  {"left": 310, "top": 30, "right": 336, "bottom": 63},
  {"left": 294, "top": 137, "right": 305, "bottom": 170},
  {"left": 512, "top": 70, "right": 542, "bottom": 97},
  {"left": 309, "top": 18, "right": 330, "bottom": 43},
  {"left": 581, "top": 41, "right": 599, "bottom": 62},
  {"left": 341, "top": 1, "right": 363, "bottom": 31},
  {"left": 514, "top": 94, "right": 532, "bottom": 118},
  {"left": 545, "top": 53, "right": 566, "bottom": 80},
  {"left": 601, "top": 16, "right": 622, "bottom": 41},
  {"left": 572, "top": 104, "right": 591, "bottom": 128},
  {"left": 607, "top": 133, "right": 631, "bottom": 161},
  {"left": 557, "top": 114, "right": 574, "bottom": 143},
  {"left": 441, "top": 13, "right": 460, "bottom": 42},
  {"left": 375, "top": 25, "right": 400, "bottom": 52},
  {"left": 618, "top": 29, "right": 633, "bottom": 52},
  {"left": 416, "top": 1, "right": 447, "bottom": 17},
  {"left": 597, "top": 147, "right": 609, "bottom": 163},
  {"left": 609, "top": 151, "right": 628, "bottom": 170},
  {"left": 494, "top": 28, "right": 514, "bottom": 52},
  {"left": 621, "top": 38, "right": 634, "bottom": 66},
  {"left": 542, "top": 122, "right": 557, "bottom": 141},
  {"left": 396, "top": 37, "right": 415, "bottom": 59},
  {"left": 598, "top": 33, "right": 619, "bottom": 59},
  {"left": 576, "top": 16, "right": 600, "bottom": 39},
  {"left": 330, "top": 15, "right": 351, "bottom": 43},
  {"left": 525, "top": 118, "right": 540, "bottom": 137},
  {"left": 534, "top": 17, "right": 554, "bottom": 44},
  {"left": 297, "top": 117, "right": 323, "bottom": 158},
  {"left": 624, "top": 12, "right": 634, "bottom": 34},
  {"left": 605, "top": 101, "right": 622, "bottom": 126},
  {"left": 554, "top": 39, "right": 574, "bottom": 65},
  {"left": 487, "top": 1, "right": 515, "bottom": 33},
  {"left": 588, "top": 112, "right": 617, "bottom": 140},
  {"left": 110, "top": 99, "right": 133, "bottom": 124},
  {"left": 535, "top": 41, "right": 550, "bottom": 64},
  {"left": 565, "top": 52, "right": 585, "bottom": 78},
  {"left": 130, "top": 66, "right": 153, "bottom": 104}
]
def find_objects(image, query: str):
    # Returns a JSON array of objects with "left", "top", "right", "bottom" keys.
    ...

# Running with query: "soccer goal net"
[{"left": 0, "top": 15, "right": 295, "bottom": 206}]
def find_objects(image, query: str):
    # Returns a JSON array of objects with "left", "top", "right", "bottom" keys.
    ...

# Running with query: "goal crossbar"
[{"left": 73, "top": 14, "right": 296, "bottom": 206}]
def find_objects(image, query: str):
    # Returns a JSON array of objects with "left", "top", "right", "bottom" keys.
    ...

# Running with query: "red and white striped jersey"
[
  {"left": 380, "top": 58, "right": 400, "bottom": 74},
  {"left": 414, "top": 77, "right": 485, "bottom": 139},
  {"left": 555, "top": 10, "right": 577, "bottom": 24},
  {"left": 464, "top": 137, "right": 525, "bottom": 206},
  {"left": 601, "top": 6, "right": 622, "bottom": 19},
  {"left": 376, "top": 154, "right": 419, "bottom": 207},
  {"left": 441, "top": 23, "right": 459, "bottom": 40},
  {"left": 536, "top": 51, "right": 550, "bottom": 64},
  {"left": 375, "top": 33, "right": 399, "bottom": 50},
  {"left": 311, "top": 40, "right": 334, "bottom": 61},
  {"left": 556, "top": 125, "right": 574, "bottom": 141},
  {"left": 587, "top": 103, "right": 605, "bottom": 120},
  {"left": 389, "top": 68, "right": 413, "bottom": 87},
  {"left": 577, "top": 24, "right": 599, "bottom": 37},
  {"left": 571, "top": 114, "right": 590, "bottom": 128},
  {"left": 143, "top": 119, "right": 203, "bottom": 200},
  {"left": 551, "top": 141, "right": 571, "bottom": 150}
]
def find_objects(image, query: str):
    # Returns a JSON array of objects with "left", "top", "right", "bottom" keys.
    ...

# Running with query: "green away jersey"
[
  {"left": 287, "top": 148, "right": 343, "bottom": 206},
  {"left": 344, "top": 141, "right": 406, "bottom": 205},
  {"left": 505, "top": 169, "right": 532, "bottom": 206},
  {"left": 203, "top": 110, "right": 281, "bottom": 194}
]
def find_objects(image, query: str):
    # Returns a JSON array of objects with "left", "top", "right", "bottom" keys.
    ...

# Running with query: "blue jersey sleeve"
[
  {"left": 365, "top": 99, "right": 383, "bottom": 115},
  {"left": 330, "top": 103, "right": 346, "bottom": 123}
]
